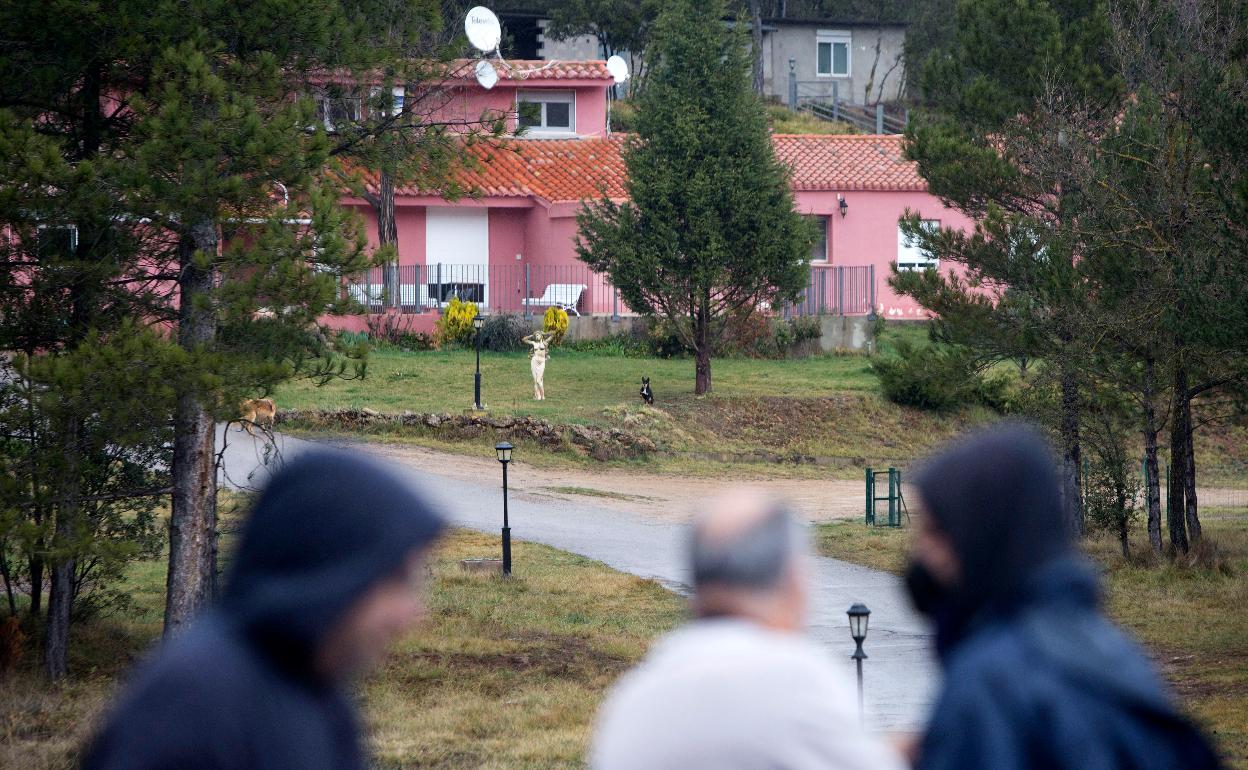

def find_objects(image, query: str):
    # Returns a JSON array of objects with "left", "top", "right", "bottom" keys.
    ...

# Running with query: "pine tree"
[
  {"left": 895, "top": 0, "right": 1122, "bottom": 536},
  {"left": 575, "top": 0, "right": 812, "bottom": 395}
]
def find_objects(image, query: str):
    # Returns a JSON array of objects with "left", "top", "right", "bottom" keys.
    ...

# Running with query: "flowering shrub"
[
  {"left": 434, "top": 296, "right": 478, "bottom": 347},
  {"left": 543, "top": 306, "right": 569, "bottom": 345}
]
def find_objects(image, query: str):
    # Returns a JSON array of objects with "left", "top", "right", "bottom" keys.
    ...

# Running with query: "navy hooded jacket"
[
  {"left": 83, "top": 449, "right": 445, "bottom": 770},
  {"left": 914, "top": 425, "right": 1221, "bottom": 770}
]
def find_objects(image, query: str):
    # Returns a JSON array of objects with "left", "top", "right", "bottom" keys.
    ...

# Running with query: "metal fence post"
[
  {"left": 788, "top": 58, "right": 797, "bottom": 110},
  {"left": 869, "top": 264, "right": 876, "bottom": 313},
  {"left": 887, "top": 467, "right": 898, "bottom": 527},
  {"left": 436, "top": 262, "right": 443, "bottom": 309},
  {"left": 865, "top": 468, "right": 874, "bottom": 525},
  {"left": 837, "top": 267, "right": 845, "bottom": 316},
  {"left": 612, "top": 286, "right": 620, "bottom": 321},
  {"left": 818, "top": 268, "right": 826, "bottom": 315},
  {"left": 524, "top": 263, "right": 531, "bottom": 318},
  {"left": 832, "top": 81, "right": 840, "bottom": 122},
  {"left": 875, "top": 103, "right": 884, "bottom": 134}
]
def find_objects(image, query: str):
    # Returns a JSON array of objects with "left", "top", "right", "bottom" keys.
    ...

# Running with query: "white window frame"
[
  {"left": 897, "top": 219, "right": 940, "bottom": 271},
  {"left": 816, "top": 30, "right": 852, "bottom": 78},
  {"left": 318, "top": 90, "right": 362, "bottom": 133},
  {"left": 810, "top": 215, "right": 830, "bottom": 263},
  {"left": 516, "top": 90, "right": 576, "bottom": 136},
  {"left": 36, "top": 223, "right": 78, "bottom": 257}
]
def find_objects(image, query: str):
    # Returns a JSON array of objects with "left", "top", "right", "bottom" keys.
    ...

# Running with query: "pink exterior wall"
[
  {"left": 794, "top": 190, "right": 975, "bottom": 318},
  {"left": 433, "top": 82, "right": 610, "bottom": 138}
]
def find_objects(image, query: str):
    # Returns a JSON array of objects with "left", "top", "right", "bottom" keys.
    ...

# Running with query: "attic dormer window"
[{"left": 517, "top": 90, "right": 575, "bottom": 135}]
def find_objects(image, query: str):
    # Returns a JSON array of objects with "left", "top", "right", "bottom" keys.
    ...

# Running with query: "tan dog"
[{"left": 239, "top": 398, "right": 276, "bottom": 436}]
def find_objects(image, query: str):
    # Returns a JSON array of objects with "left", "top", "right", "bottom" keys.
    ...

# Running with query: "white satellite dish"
[
  {"left": 465, "top": 6, "right": 502, "bottom": 53},
  {"left": 606, "top": 55, "right": 630, "bottom": 84},
  {"left": 474, "top": 59, "right": 499, "bottom": 90}
]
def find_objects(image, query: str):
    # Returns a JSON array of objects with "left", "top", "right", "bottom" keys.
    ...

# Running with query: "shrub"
[
  {"left": 434, "top": 297, "right": 478, "bottom": 348},
  {"left": 564, "top": 333, "right": 649, "bottom": 356},
  {"left": 543, "top": 306, "right": 569, "bottom": 345},
  {"left": 395, "top": 332, "right": 435, "bottom": 351},
  {"left": 366, "top": 312, "right": 417, "bottom": 348},
  {"left": 610, "top": 99, "right": 639, "bottom": 132},
  {"left": 479, "top": 314, "right": 530, "bottom": 352},
  {"left": 872, "top": 339, "right": 996, "bottom": 411},
  {"left": 718, "top": 311, "right": 825, "bottom": 359},
  {"left": 646, "top": 317, "right": 691, "bottom": 358}
]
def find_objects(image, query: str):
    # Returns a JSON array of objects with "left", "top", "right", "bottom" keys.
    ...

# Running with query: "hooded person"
[
  {"left": 83, "top": 449, "right": 445, "bottom": 770},
  {"left": 908, "top": 423, "right": 1221, "bottom": 770}
]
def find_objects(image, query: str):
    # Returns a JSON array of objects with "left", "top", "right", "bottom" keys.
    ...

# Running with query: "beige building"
[{"left": 761, "top": 19, "right": 907, "bottom": 106}]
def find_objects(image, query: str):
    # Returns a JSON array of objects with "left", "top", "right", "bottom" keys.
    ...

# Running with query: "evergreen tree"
[
  {"left": 0, "top": 0, "right": 478, "bottom": 674},
  {"left": 894, "top": 0, "right": 1122, "bottom": 536},
  {"left": 575, "top": 0, "right": 812, "bottom": 395}
]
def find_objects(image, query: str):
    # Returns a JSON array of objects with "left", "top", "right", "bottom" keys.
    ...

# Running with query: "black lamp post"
[
  {"left": 847, "top": 602, "right": 871, "bottom": 727},
  {"left": 495, "top": 441, "right": 513, "bottom": 576},
  {"left": 472, "top": 313, "right": 485, "bottom": 411}
]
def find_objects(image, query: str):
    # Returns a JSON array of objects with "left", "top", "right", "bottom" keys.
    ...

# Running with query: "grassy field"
[
  {"left": 816, "top": 517, "right": 1248, "bottom": 769},
  {"left": 272, "top": 321, "right": 1248, "bottom": 483},
  {"left": 0, "top": 523, "right": 684, "bottom": 769},
  {"left": 273, "top": 324, "right": 1010, "bottom": 479}
]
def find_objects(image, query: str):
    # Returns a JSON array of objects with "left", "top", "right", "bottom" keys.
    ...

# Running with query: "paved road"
[{"left": 218, "top": 426, "right": 940, "bottom": 731}]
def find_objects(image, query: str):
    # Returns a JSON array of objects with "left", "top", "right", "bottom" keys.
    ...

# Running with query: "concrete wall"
[
  {"left": 819, "top": 315, "right": 874, "bottom": 353},
  {"left": 536, "top": 21, "right": 600, "bottom": 59},
  {"left": 762, "top": 22, "right": 906, "bottom": 106}
]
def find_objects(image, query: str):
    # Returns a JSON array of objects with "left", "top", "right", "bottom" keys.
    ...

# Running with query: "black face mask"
[{"left": 904, "top": 560, "right": 949, "bottom": 618}]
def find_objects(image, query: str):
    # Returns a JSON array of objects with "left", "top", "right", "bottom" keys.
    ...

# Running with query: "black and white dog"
[{"left": 639, "top": 377, "right": 654, "bottom": 405}]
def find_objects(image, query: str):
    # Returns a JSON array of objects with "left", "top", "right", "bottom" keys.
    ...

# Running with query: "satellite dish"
[
  {"left": 606, "top": 55, "right": 630, "bottom": 84},
  {"left": 474, "top": 59, "right": 499, "bottom": 90},
  {"left": 465, "top": 6, "right": 502, "bottom": 53}
]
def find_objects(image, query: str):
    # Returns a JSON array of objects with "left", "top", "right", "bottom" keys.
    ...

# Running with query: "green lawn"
[
  {"left": 815, "top": 517, "right": 1248, "bottom": 769},
  {"left": 273, "top": 324, "right": 1006, "bottom": 478}
]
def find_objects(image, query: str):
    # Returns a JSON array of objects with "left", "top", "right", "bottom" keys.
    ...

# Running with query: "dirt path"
[{"left": 356, "top": 442, "right": 871, "bottom": 523}]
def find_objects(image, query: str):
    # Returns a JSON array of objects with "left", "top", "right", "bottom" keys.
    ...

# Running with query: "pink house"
[{"left": 330, "top": 60, "right": 970, "bottom": 332}]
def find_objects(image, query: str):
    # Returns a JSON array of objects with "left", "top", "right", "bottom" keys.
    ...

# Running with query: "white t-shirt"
[{"left": 591, "top": 618, "right": 907, "bottom": 770}]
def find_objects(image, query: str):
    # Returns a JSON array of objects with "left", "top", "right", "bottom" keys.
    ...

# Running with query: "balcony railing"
[{"left": 345, "top": 263, "right": 877, "bottom": 318}]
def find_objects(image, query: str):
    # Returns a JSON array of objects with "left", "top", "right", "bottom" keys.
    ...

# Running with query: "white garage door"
[{"left": 426, "top": 207, "right": 489, "bottom": 308}]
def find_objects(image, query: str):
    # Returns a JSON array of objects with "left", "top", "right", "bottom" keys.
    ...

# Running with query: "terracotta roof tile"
[
  {"left": 384, "top": 133, "right": 921, "bottom": 204},
  {"left": 452, "top": 59, "right": 614, "bottom": 82},
  {"left": 772, "top": 134, "right": 924, "bottom": 191}
]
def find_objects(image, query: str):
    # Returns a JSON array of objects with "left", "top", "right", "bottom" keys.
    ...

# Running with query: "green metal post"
[
  {"left": 865, "top": 468, "right": 874, "bottom": 525},
  {"left": 887, "top": 467, "right": 898, "bottom": 527}
]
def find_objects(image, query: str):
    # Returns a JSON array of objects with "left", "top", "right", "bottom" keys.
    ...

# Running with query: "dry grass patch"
[
  {"left": 0, "top": 527, "right": 683, "bottom": 770},
  {"left": 365, "top": 530, "right": 685, "bottom": 769}
]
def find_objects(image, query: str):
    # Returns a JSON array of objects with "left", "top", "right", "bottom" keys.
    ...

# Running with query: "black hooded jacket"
[
  {"left": 83, "top": 449, "right": 445, "bottom": 770},
  {"left": 913, "top": 424, "right": 1221, "bottom": 770}
]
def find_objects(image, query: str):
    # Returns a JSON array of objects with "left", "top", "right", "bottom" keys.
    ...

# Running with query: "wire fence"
[{"left": 345, "top": 263, "right": 878, "bottom": 319}]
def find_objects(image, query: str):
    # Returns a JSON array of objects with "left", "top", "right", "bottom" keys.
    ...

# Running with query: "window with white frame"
[
  {"left": 517, "top": 90, "right": 575, "bottom": 134},
  {"left": 810, "top": 216, "right": 829, "bottom": 263},
  {"left": 816, "top": 30, "right": 851, "bottom": 77},
  {"left": 897, "top": 219, "right": 940, "bottom": 271},
  {"left": 317, "top": 89, "right": 362, "bottom": 132},
  {"left": 36, "top": 224, "right": 78, "bottom": 259}
]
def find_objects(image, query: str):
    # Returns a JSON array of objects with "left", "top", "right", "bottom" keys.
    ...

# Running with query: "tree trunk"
[
  {"left": 1182, "top": 393, "right": 1201, "bottom": 542},
  {"left": 377, "top": 170, "right": 399, "bottom": 307},
  {"left": 1059, "top": 363, "right": 1084, "bottom": 536},
  {"left": 0, "top": 543, "right": 17, "bottom": 617},
  {"left": 165, "top": 222, "right": 220, "bottom": 637},
  {"left": 45, "top": 418, "right": 81, "bottom": 681},
  {"left": 1167, "top": 366, "right": 1190, "bottom": 554},
  {"left": 1117, "top": 483, "right": 1131, "bottom": 560},
  {"left": 28, "top": 553, "right": 43, "bottom": 618},
  {"left": 1142, "top": 358, "right": 1163, "bottom": 554},
  {"left": 749, "top": 0, "right": 764, "bottom": 96},
  {"left": 694, "top": 302, "right": 712, "bottom": 395}
]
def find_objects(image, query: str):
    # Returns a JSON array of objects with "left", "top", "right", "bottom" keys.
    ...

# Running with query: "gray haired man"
[{"left": 591, "top": 488, "right": 906, "bottom": 770}]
